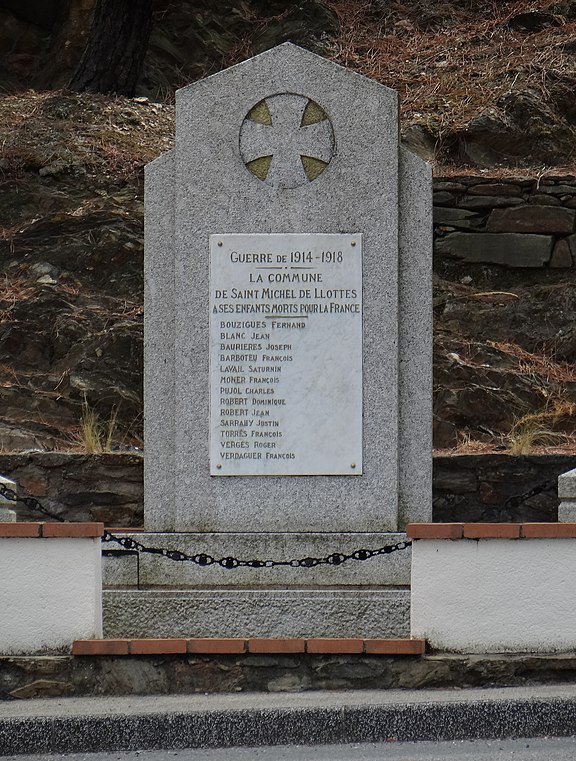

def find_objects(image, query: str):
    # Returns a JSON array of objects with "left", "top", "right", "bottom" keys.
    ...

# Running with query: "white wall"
[
  {"left": 0, "top": 537, "right": 102, "bottom": 654},
  {"left": 411, "top": 538, "right": 576, "bottom": 653}
]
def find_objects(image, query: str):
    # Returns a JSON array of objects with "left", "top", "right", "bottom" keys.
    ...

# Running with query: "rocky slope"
[
  {"left": 0, "top": 0, "right": 575, "bottom": 453},
  {"left": 0, "top": 92, "right": 170, "bottom": 450}
]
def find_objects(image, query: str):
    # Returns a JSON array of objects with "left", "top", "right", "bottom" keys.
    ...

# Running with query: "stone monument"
[{"left": 103, "top": 43, "right": 432, "bottom": 638}]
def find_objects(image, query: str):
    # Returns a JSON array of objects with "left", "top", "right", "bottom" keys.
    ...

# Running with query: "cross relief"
[{"left": 239, "top": 93, "right": 335, "bottom": 189}]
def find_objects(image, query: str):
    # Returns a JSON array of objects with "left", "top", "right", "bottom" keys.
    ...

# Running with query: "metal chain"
[
  {"left": 1, "top": 477, "right": 556, "bottom": 568},
  {"left": 503, "top": 480, "right": 554, "bottom": 511},
  {"left": 476, "top": 480, "right": 553, "bottom": 522},
  {"left": 0, "top": 480, "right": 411, "bottom": 568},
  {"left": 102, "top": 530, "right": 411, "bottom": 568},
  {"left": 0, "top": 482, "right": 66, "bottom": 522}
]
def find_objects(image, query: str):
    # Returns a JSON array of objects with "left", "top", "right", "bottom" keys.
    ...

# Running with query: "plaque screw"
[
  {"left": 217, "top": 241, "right": 223, "bottom": 247},
  {"left": 351, "top": 241, "right": 356, "bottom": 247},
  {"left": 351, "top": 463, "right": 356, "bottom": 469},
  {"left": 217, "top": 464, "right": 222, "bottom": 469}
]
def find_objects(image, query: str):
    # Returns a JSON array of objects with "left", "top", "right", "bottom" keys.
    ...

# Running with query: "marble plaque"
[{"left": 209, "top": 233, "right": 362, "bottom": 476}]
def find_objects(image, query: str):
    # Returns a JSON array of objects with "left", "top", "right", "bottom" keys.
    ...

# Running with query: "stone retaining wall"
[
  {"left": 433, "top": 453, "right": 576, "bottom": 523},
  {"left": 3, "top": 652, "right": 576, "bottom": 698},
  {"left": 0, "top": 453, "right": 143, "bottom": 526},
  {"left": 0, "top": 452, "right": 574, "bottom": 525},
  {"left": 433, "top": 176, "right": 576, "bottom": 268}
]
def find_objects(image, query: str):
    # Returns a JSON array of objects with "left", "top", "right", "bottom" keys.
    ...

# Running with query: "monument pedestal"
[
  {"left": 103, "top": 589, "right": 410, "bottom": 639},
  {"left": 102, "top": 531, "right": 411, "bottom": 638}
]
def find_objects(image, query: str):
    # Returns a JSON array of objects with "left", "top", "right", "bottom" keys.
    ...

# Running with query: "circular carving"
[{"left": 239, "top": 93, "right": 335, "bottom": 189}]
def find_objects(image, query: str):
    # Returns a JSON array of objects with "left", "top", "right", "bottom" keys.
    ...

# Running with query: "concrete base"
[{"left": 103, "top": 589, "right": 410, "bottom": 639}]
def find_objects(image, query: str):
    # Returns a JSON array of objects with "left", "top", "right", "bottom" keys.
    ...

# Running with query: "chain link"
[
  {"left": 1, "top": 478, "right": 556, "bottom": 569},
  {"left": 476, "top": 480, "right": 554, "bottom": 522},
  {"left": 503, "top": 480, "right": 554, "bottom": 511},
  {"left": 102, "top": 529, "right": 411, "bottom": 568},
  {"left": 0, "top": 480, "right": 411, "bottom": 568},
  {"left": 0, "top": 483, "right": 66, "bottom": 522}
]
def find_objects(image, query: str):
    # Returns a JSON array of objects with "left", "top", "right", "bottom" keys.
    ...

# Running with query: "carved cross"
[{"left": 240, "top": 94, "right": 335, "bottom": 189}]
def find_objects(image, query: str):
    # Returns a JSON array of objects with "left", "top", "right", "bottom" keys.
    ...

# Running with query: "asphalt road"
[
  {"left": 3, "top": 738, "right": 576, "bottom": 761},
  {"left": 3, "top": 688, "right": 576, "bottom": 755}
]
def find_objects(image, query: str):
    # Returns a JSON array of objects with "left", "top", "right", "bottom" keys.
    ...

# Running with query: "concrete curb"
[{"left": 1, "top": 687, "right": 576, "bottom": 754}]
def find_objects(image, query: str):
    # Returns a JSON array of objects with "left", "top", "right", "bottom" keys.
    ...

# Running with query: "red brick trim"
[
  {"left": 306, "top": 638, "right": 364, "bottom": 654},
  {"left": 42, "top": 523, "right": 104, "bottom": 538},
  {"left": 72, "top": 638, "right": 425, "bottom": 656},
  {"left": 406, "top": 523, "right": 463, "bottom": 539},
  {"left": 365, "top": 639, "right": 426, "bottom": 655},
  {"left": 407, "top": 523, "right": 576, "bottom": 539},
  {"left": 0, "top": 523, "right": 41, "bottom": 537},
  {"left": 188, "top": 639, "right": 246, "bottom": 654},
  {"left": 73, "top": 639, "right": 130, "bottom": 656},
  {"left": 522, "top": 523, "right": 576, "bottom": 538},
  {"left": 130, "top": 639, "right": 187, "bottom": 655},
  {"left": 248, "top": 639, "right": 306, "bottom": 654},
  {"left": 463, "top": 523, "right": 521, "bottom": 539},
  {"left": 0, "top": 522, "right": 104, "bottom": 538}
]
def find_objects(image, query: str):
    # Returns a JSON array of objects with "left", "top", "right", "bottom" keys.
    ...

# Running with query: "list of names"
[{"left": 209, "top": 233, "right": 362, "bottom": 476}]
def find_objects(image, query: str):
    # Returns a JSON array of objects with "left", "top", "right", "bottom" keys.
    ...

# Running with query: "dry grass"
[
  {"left": 454, "top": 431, "right": 500, "bottom": 454},
  {"left": 0, "top": 91, "right": 174, "bottom": 182},
  {"left": 0, "top": 273, "right": 38, "bottom": 322},
  {"left": 3, "top": 3, "right": 575, "bottom": 179},
  {"left": 483, "top": 342, "right": 576, "bottom": 452},
  {"left": 447, "top": 398, "right": 576, "bottom": 455},
  {"left": 74, "top": 395, "right": 119, "bottom": 454},
  {"left": 508, "top": 399, "right": 576, "bottom": 454},
  {"left": 487, "top": 340, "right": 576, "bottom": 384},
  {"left": 64, "top": 409, "right": 143, "bottom": 454},
  {"left": 325, "top": 0, "right": 576, "bottom": 167},
  {"left": 327, "top": 0, "right": 576, "bottom": 121}
]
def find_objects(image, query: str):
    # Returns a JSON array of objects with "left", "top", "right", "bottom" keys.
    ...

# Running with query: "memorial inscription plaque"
[{"left": 209, "top": 233, "right": 362, "bottom": 476}]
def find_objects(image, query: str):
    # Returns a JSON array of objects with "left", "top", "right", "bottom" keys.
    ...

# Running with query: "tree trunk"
[{"left": 68, "top": 0, "right": 153, "bottom": 96}]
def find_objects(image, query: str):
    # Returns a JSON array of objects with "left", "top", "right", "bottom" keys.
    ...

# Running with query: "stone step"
[{"left": 103, "top": 588, "right": 410, "bottom": 639}]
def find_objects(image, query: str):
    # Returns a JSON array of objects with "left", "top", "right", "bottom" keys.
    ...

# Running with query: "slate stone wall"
[
  {"left": 433, "top": 176, "right": 576, "bottom": 268},
  {"left": 0, "top": 453, "right": 143, "bottom": 527},
  {"left": 0, "top": 452, "right": 574, "bottom": 525},
  {"left": 4, "top": 651, "right": 576, "bottom": 697},
  {"left": 433, "top": 453, "right": 576, "bottom": 523}
]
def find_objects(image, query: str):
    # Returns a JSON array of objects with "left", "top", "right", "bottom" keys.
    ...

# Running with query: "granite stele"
[{"left": 103, "top": 43, "right": 432, "bottom": 639}]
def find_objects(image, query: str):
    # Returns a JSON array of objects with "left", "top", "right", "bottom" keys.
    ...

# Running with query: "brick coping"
[
  {"left": 407, "top": 523, "right": 576, "bottom": 539},
  {"left": 73, "top": 638, "right": 425, "bottom": 656},
  {"left": 8, "top": 521, "right": 573, "bottom": 541},
  {"left": 0, "top": 522, "right": 104, "bottom": 538}
]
